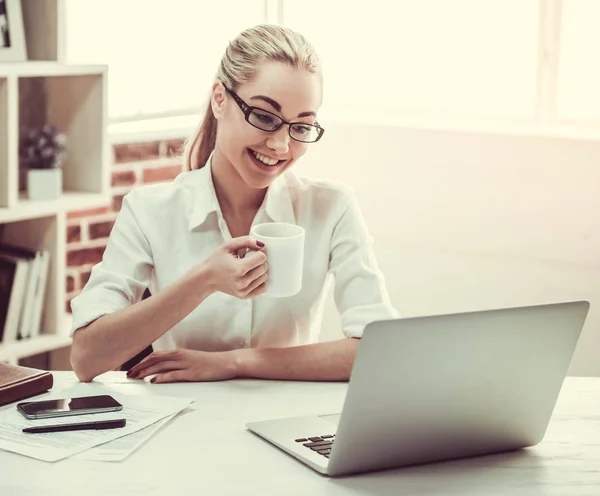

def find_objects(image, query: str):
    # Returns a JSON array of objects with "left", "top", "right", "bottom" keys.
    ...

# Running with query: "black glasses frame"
[{"left": 223, "top": 85, "right": 325, "bottom": 143}]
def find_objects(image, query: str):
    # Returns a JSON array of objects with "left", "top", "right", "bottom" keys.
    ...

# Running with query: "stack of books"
[{"left": 0, "top": 243, "right": 50, "bottom": 344}]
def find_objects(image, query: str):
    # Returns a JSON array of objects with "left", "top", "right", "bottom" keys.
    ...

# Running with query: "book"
[
  {"left": 0, "top": 243, "right": 40, "bottom": 340},
  {"left": 27, "top": 249, "right": 50, "bottom": 339},
  {"left": 0, "top": 253, "right": 30, "bottom": 344},
  {"left": 0, "top": 363, "right": 54, "bottom": 407}
]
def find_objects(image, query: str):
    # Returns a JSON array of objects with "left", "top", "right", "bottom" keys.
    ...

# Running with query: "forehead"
[{"left": 237, "top": 62, "right": 322, "bottom": 115}]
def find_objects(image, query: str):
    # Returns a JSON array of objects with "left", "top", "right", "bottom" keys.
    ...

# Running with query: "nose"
[{"left": 266, "top": 125, "right": 290, "bottom": 154}]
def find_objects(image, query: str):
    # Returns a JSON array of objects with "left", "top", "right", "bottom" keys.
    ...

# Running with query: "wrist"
[
  {"left": 230, "top": 348, "right": 258, "bottom": 378},
  {"left": 192, "top": 260, "right": 217, "bottom": 296}
]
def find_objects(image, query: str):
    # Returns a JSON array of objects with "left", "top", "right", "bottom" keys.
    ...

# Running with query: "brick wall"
[{"left": 65, "top": 138, "right": 186, "bottom": 312}]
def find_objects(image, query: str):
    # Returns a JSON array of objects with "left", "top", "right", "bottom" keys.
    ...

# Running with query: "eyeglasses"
[{"left": 223, "top": 85, "right": 325, "bottom": 143}]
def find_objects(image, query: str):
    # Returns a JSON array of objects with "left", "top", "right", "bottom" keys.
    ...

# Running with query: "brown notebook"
[{"left": 0, "top": 363, "right": 53, "bottom": 407}]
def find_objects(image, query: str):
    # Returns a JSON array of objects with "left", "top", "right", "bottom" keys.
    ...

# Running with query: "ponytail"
[{"left": 183, "top": 99, "right": 218, "bottom": 171}]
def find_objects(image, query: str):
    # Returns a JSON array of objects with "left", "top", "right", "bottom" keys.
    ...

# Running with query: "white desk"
[{"left": 1, "top": 373, "right": 599, "bottom": 496}]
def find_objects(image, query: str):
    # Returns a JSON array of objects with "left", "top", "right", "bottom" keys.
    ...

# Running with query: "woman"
[{"left": 70, "top": 24, "right": 398, "bottom": 383}]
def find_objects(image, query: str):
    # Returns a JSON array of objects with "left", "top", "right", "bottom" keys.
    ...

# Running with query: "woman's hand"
[
  {"left": 202, "top": 236, "right": 268, "bottom": 299},
  {"left": 126, "top": 349, "right": 239, "bottom": 383}
]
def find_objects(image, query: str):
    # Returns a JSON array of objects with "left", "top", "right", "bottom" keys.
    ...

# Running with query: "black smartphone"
[{"left": 16, "top": 395, "right": 123, "bottom": 419}]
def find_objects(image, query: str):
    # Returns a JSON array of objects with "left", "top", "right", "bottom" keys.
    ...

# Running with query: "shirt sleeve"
[
  {"left": 328, "top": 192, "right": 399, "bottom": 338},
  {"left": 69, "top": 194, "right": 154, "bottom": 335}
]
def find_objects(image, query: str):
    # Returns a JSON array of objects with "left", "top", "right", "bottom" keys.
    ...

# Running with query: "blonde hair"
[{"left": 182, "top": 24, "right": 322, "bottom": 171}]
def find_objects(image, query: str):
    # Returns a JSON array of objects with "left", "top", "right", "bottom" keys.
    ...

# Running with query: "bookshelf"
[
  {"left": 0, "top": 62, "right": 109, "bottom": 365},
  {"left": 0, "top": 330, "right": 72, "bottom": 363}
]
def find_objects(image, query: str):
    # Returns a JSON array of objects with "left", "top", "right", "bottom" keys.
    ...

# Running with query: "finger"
[
  {"left": 152, "top": 370, "right": 190, "bottom": 384},
  {"left": 135, "top": 361, "right": 182, "bottom": 379},
  {"left": 128, "top": 351, "right": 177, "bottom": 377},
  {"left": 246, "top": 281, "right": 268, "bottom": 299},
  {"left": 226, "top": 236, "right": 264, "bottom": 253},
  {"left": 243, "top": 260, "right": 268, "bottom": 283},
  {"left": 242, "top": 271, "right": 268, "bottom": 296},
  {"left": 127, "top": 353, "right": 160, "bottom": 377},
  {"left": 128, "top": 353, "right": 165, "bottom": 377},
  {"left": 241, "top": 250, "right": 267, "bottom": 273}
]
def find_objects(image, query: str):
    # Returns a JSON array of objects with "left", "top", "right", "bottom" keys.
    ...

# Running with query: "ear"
[{"left": 211, "top": 82, "right": 227, "bottom": 121}]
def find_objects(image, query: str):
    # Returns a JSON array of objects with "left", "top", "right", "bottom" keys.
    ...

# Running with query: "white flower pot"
[{"left": 27, "top": 168, "right": 63, "bottom": 201}]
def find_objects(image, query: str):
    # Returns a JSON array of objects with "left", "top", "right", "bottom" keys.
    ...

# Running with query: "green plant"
[{"left": 19, "top": 124, "right": 67, "bottom": 169}]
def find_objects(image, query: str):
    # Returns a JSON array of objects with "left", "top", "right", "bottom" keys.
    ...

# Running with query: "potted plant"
[{"left": 19, "top": 124, "right": 67, "bottom": 200}]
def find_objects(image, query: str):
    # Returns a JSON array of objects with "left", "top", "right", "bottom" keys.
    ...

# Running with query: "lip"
[
  {"left": 249, "top": 148, "right": 287, "bottom": 163},
  {"left": 247, "top": 148, "right": 286, "bottom": 171}
]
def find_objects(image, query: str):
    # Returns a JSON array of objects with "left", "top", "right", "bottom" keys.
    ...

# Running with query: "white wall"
[{"left": 301, "top": 123, "right": 600, "bottom": 377}]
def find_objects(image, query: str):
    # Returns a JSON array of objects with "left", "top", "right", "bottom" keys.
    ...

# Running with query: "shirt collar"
[{"left": 186, "top": 152, "right": 296, "bottom": 231}]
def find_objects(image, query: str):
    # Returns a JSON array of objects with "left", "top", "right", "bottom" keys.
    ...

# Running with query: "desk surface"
[{"left": 0, "top": 373, "right": 599, "bottom": 496}]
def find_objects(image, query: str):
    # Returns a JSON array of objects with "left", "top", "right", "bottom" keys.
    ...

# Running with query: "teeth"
[{"left": 251, "top": 150, "right": 280, "bottom": 166}]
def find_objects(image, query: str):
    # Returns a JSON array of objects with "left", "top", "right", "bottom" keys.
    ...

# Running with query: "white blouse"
[{"left": 70, "top": 158, "right": 399, "bottom": 352}]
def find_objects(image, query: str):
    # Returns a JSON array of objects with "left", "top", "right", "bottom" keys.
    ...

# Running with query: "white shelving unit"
[
  {"left": 0, "top": 62, "right": 109, "bottom": 365},
  {"left": 0, "top": 331, "right": 72, "bottom": 364}
]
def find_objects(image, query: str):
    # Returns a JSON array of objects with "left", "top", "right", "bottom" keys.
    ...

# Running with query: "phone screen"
[{"left": 17, "top": 395, "right": 123, "bottom": 419}]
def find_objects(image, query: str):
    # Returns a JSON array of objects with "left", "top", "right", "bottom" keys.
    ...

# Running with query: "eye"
[
  {"left": 255, "top": 113, "right": 275, "bottom": 124},
  {"left": 250, "top": 109, "right": 281, "bottom": 129},
  {"left": 291, "top": 124, "right": 313, "bottom": 135}
]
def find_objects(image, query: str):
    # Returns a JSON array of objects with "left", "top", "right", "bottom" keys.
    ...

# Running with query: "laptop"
[{"left": 246, "top": 300, "right": 590, "bottom": 477}]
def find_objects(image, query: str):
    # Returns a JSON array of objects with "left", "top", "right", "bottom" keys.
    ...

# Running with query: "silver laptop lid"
[{"left": 327, "top": 301, "right": 589, "bottom": 476}]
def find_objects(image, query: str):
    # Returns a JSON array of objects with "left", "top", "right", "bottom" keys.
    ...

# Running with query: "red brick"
[
  {"left": 80, "top": 270, "right": 91, "bottom": 287},
  {"left": 143, "top": 165, "right": 181, "bottom": 183},
  {"left": 67, "top": 247, "right": 106, "bottom": 267},
  {"left": 164, "top": 139, "right": 185, "bottom": 158},
  {"left": 114, "top": 142, "right": 160, "bottom": 164},
  {"left": 112, "top": 194, "right": 125, "bottom": 212},
  {"left": 66, "top": 275, "right": 76, "bottom": 292},
  {"left": 89, "top": 220, "right": 115, "bottom": 240},
  {"left": 67, "top": 225, "right": 81, "bottom": 244},
  {"left": 111, "top": 170, "right": 136, "bottom": 187},
  {"left": 68, "top": 207, "right": 110, "bottom": 220}
]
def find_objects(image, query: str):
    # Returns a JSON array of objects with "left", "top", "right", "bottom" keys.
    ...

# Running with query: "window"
[
  {"left": 61, "top": 0, "right": 600, "bottom": 130},
  {"left": 557, "top": 0, "right": 600, "bottom": 122},
  {"left": 283, "top": 0, "right": 540, "bottom": 120},
  {"left": 63, "top": 0, "right": 265, "bottom": 121}
]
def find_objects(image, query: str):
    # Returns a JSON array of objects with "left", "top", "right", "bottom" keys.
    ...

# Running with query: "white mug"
[{"left": 249, "top": 222, "right": 305, "bottom": 297}]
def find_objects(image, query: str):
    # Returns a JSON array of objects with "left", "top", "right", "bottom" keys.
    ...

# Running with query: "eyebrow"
[{"left": 249, "top": 95, "right": 316, "bottom": 118}]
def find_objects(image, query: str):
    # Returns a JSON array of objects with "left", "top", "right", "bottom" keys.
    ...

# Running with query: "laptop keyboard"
[{"left": 295, "top": 434, "right": 335, "bottom": 458}]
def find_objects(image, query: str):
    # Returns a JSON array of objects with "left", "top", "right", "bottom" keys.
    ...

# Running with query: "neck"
[{"left": 210, "top": 148, "right": 266, "bottom": 217}]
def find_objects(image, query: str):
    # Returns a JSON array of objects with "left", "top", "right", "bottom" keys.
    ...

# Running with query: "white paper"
[
  {"left": 0, "top": 390, "right": 192, "bottom": 462},
  {"left": 91, "top": 371, "right": 154, "bottom": 384},
  {"left": 75, "top": 413, "right": 177, "bottom": 462}
]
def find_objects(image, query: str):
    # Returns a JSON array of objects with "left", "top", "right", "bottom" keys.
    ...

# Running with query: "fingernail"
[{"left": 256, "top": 241, "right": 265, "bottom": 247}]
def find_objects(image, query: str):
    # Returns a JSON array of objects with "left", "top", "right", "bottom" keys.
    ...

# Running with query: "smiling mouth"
[{"left": 248, "top": 148, "right": 285, "bottom": 167}]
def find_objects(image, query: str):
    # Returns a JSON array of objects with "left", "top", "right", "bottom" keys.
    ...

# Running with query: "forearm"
[
  {"left": 233, "top": 337, "right": 360, "bottom": 382},
  {"left": 71, "top": 263, "right": 215, "bottom": 382}
]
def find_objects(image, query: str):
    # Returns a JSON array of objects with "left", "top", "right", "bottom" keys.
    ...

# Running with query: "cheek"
[
  {"left": 223, "top": 121, "right": 263, "bottom": 150},
  {"left": 217, "top": 107, "right": 252, "bottom": 146},
  {"left": 291, "top": 142, "right": 308, "bottom": 160}
]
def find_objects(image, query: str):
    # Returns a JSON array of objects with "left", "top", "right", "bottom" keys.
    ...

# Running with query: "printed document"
[
  {"left": 0, "top": 390, "right": 192, "bottom": 462},
  {"left": 75, "top": 413, "right": 177, "bottom": 462}
]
